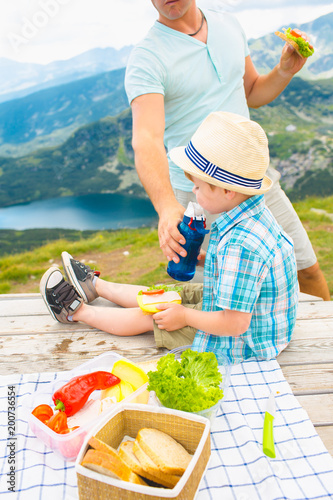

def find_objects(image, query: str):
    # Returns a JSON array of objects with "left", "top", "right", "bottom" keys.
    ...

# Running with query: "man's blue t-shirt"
[{"left": 125, "top": 10, "right": 250, "bottom": 192}]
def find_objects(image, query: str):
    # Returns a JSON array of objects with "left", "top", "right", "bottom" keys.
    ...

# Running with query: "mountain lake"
[{"left": 0, "top": 193, "right": 158, "bottom": 230}]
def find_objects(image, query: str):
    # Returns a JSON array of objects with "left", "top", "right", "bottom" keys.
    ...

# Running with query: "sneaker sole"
[
  {"left": 61, "top": 251, "right": 88, "bottom": 303},
  {"left": 39, "top": 266, "right": 64, "bottom": 323}
]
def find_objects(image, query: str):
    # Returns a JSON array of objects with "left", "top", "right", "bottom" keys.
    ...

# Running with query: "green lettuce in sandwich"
[{"left": 275, "top": 27, "right": 314, "bottom": 58}]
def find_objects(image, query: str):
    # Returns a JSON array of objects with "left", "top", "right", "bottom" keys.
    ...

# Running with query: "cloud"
[
  {"left": 217, "top": 0, "right": 333, "bottom": 9},
  {"left": 1, "top": 0, "right": 332, "bottom": 63}
]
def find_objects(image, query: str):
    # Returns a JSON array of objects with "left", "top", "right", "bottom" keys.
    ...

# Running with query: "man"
[{"left": 125, "top": 0, "right": 330, "bottom": 300}]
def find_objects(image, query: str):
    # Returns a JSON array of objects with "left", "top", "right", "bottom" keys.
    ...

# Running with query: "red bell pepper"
[
  {"left": 31, "top": 404, "right": 54, "bottom": 423},
  {"left": 52, "top": 371, "right": 121, "bottom": 416}
]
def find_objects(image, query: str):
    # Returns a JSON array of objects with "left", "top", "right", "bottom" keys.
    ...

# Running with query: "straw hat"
[{"left": 169, "top": 111, "right": 272, "bottom": 195}]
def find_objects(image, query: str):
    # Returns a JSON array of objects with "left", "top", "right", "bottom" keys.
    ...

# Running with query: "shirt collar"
[
  {"left": 153, "top": 9, "right": 209, "bottom": 45},
  {"left": 212, "top": 195, "right": 265, "bottom": 234}
]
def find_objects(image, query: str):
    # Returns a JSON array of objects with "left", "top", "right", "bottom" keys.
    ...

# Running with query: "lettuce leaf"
[
  {"left": 147, "top": 349, "right": 223, "bottom": 412},
  {"left": 137, "top": 284, "right": 183, "bottom": 295}
]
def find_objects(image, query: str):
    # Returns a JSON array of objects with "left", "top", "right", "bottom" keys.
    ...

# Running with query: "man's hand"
[
  {"left": 158, "top": 203, "right": 187, "bottom": 263},
  {"left": 153, "top": 303, "right": 188, "bottom": 331},
  {"left": 278, "top": 29, "right": 311, "bottom": 77}
]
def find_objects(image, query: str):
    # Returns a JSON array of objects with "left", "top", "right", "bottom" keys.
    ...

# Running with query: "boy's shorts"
[{"left": 153, "top": 283, "right": 203, "bottom": 350}]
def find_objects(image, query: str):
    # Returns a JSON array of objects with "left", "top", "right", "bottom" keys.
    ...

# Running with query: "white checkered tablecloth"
[{"left": 1, "top": 359, "right": 333, "bottom": 500}]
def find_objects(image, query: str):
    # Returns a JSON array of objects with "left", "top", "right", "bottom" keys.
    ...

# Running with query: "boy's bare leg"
[
  {"left": 95, "top": 279, "right": 149, "bottom": 308},
  {"left": 73, "top": 303, "right": 154, "bottom": 336}
]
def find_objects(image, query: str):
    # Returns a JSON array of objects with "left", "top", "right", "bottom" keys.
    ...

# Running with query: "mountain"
[
  {"left": 1, "top": 10, "right": 331, "bottom": 106},
  {"left": 248, "top": 12, "right": 333, "bottom": 79},
  {"left": 0, "top": 46, "right": 132, "bottom": 103},
  {"left": 0, "top": 76, "right": 332, "bottom": 208},
  {"left": 0, "top": 67, "right": 128, "bottom": 156},
  {"left": 250, "top": 77, "right": 333, "bottom": 200},
  {"left": 0, "top": 108, "right": 146, "bottom": 208},
  {"left": 1, "top": 11, "right": 332, "bottom": 159}
]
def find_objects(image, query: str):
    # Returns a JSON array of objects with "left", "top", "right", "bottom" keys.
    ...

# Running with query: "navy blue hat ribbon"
[{"left": 185, "top": 141, "right": 263, "bottom": 189}]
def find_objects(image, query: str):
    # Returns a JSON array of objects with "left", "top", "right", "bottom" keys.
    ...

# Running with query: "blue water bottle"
[{"left": 167, "top": 202, "right": 209, "bottom": 281}]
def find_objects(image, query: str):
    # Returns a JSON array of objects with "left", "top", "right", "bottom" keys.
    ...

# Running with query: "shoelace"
[
  {"left": 52, "top": 281, "right": 79, "bottom": 306},
  {"left": 75, "top": 260, "right": 100, "bottom": 278}
]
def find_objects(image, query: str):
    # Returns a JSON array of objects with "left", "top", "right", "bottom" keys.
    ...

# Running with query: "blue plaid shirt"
[{"left": 192, "top": 195, "right": 298, "bottom": 363}]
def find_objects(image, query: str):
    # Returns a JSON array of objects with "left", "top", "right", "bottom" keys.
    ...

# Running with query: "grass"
[
  {"left": 0, "top": 228, "right": 171, "bottom": 294},
  {"left": 1, "top": 196, "right": 332, "bottom": 297},
  {"left": 292, "top": 196, "right": 333, "bottom": 296}
]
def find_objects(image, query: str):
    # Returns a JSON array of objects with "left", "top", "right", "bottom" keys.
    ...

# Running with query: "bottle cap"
[{"left": 184, "top": 202, "right": 205, "bottom": 220}]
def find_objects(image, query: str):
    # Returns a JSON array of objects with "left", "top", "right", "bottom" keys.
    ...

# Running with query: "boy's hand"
[
  {"left": 153, "top": 303, "right": 187, "bottom": 331},
  {"left": 197, "top": 249, "right": 206, "bottom": 267}
]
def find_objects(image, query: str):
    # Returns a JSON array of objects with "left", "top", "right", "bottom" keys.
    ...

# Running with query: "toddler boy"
[{"left": 40, "top": 112, "right": 298, "bottom": 363}]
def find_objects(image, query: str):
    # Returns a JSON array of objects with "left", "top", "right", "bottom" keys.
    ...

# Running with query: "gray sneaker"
[
  {"left": 61, "top": 252, "right": 99, "bottom": 303},
  {"left": 40, "top": 267, "right": 83, "bottom": 323}
]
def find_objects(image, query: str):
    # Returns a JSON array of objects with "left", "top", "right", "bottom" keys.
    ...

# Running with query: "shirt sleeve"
[
  {"left": 124, "top": 47, "right": 167, "bottom": 105},
  {"left": 214, "top": 244, "right": 269, "bottom": 313}
]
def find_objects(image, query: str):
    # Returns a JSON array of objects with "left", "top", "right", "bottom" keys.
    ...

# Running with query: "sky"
[{"left": 1, "top": 0, "right": 333, "bottom": 64}]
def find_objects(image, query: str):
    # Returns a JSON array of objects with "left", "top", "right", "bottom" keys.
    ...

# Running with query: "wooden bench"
[{"left": 1, "top": 291, "right": 332, "bottom": 455}]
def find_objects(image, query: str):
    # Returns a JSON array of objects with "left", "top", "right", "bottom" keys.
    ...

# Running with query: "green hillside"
[
  {"left": 0, "top": 76, "right": 331, "bottom": 207},
  {"left": 1, "top": 196, "right": 332, "bottom": 298},
  {"left": 0, "top": 109, "right": 146, "bottom": 207},
  {"left": 0, "top": 67, "right": 128, "bottom": 157},
  {"left": 250, "top": 77, "right": 333, "bottom": 200}
]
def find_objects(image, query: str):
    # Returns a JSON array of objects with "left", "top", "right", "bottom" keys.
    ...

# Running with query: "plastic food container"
[
  {"left": 151, "top": 345, "right": 231, "bottom": 424},
  {"left": 76, "top": 403, "right": 211, "bottom": 500},
  {"left": 22, "top": 352, "right": 149, "bottom": 461}
]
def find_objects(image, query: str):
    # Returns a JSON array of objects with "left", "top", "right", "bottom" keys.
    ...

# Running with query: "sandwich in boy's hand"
[
  {"left": 275, "top": 27, "right": 314, "bottom": 58},
  {"left": 137, "top": 285, "right": 182, "bottom": 314}
]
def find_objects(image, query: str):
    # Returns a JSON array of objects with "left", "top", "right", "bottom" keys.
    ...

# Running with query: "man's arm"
[
  {"left": 131, "top": 93, "right": 187, "bottom": 262},
  {"left": 244, "top": 30, "right": 310, "bottom": 108},
  {"left": 153, "top": 303, "right": 252, "bottom": 337}
]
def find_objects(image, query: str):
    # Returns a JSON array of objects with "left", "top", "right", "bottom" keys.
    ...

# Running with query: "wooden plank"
[
  {"left": 277, "top": 320, "right": 333, "bottom": 364},
  {"left": 295, "top": 394, "right": 333, "bottom": 425},
  {"left": 315, "top": 427, "right": 333, "bottom": 456},
  {"left": 0, "top": 294, "right": 116, "bottom": 318},
  {"left": 0, "top": 316, "right": 97, "bottom": 335},
  {"left": 299, "top": 292, "right": 323, "bottom": 302},
  {"left": 0, "top": 330, "right": 164, "bottom": 375},
  {"left": 297, "top": 300, "right": 333, "bottom": 320},
  {"left": 0, "top": 293, "right": 326, "bottom": 317},
  {"left": 281, "top": 363, "right": 333, "bottom": 394}
]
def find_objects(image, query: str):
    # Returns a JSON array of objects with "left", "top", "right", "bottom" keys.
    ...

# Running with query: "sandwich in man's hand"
[{"left": 275, "top": 27, "right": 314, "bottom": 58}]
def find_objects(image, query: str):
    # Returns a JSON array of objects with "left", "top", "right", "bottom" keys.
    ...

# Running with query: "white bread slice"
[
  {"left": 88, "top": 436, "right": 119, "bottom": 458},
  {"left": 120, "top": 440, "right": 181, "bottom": 489},
  {"left": 132, "top": 440, "right": 165, "bottom": 475},
  {"left": 81, "top": 449, "right": 147, "bottom": 485},
  {"left": 275, "top": 31, "right": 304, "bottom": 57},
  {"left": 136, "top": 428, "right": 192, "bottom": 475}
]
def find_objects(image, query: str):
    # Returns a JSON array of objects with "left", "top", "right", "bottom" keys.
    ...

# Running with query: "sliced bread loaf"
[{"left": 136, "top": 428, "right": 192, "bottom": 475}]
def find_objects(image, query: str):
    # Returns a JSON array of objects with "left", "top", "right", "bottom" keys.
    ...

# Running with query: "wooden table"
[{"left": 1, "top": 292, "right": 332, "bottom": 455}]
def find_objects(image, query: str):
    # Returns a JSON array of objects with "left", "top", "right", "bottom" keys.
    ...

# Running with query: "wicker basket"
[{"left": 75, "top": 403, "right": 211, "bottom": 499}]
